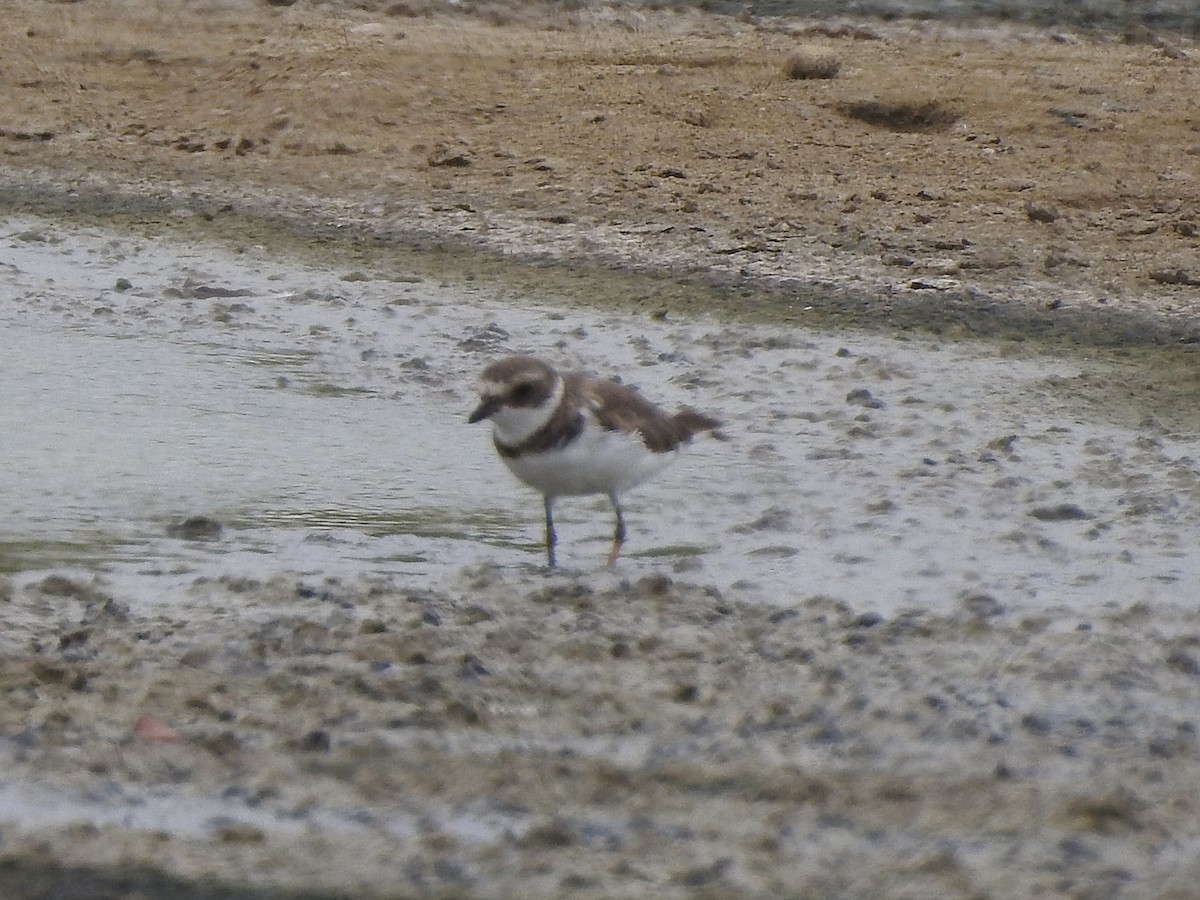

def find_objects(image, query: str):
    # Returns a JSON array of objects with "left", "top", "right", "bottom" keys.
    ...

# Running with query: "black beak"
[{"left": 468, "top": 397, "right": 499, "bottom": 424}]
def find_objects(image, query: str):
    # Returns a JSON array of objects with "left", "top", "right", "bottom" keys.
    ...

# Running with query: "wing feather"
[{"left": 581, "top": 375, "right": 720, "bottom": 452}]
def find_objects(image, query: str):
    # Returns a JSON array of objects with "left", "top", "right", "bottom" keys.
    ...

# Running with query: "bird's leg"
[
  {"left": 606, "top": 492, "right": 626, "bottom": 567},
  {"left": 543, "top": 495, "right": 557, "bottom": 568}
]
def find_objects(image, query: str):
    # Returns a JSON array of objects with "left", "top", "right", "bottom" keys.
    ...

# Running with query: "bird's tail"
[{"left": 672, "top": 408, "right": 728, "bottom": 442}]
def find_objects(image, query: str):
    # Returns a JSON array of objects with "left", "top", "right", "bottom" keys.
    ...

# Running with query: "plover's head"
[{"left": 468, "top": 355, "right": 563, "bottom": 443}]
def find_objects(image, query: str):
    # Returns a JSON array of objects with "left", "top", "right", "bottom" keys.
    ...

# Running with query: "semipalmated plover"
[{"left": 468, "top": 355, "right": 722, "bottom": 567}]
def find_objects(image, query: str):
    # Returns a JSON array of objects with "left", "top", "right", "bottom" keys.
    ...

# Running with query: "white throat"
[{"left": 489, "top": 375, "right": 564, "bottom": 446}]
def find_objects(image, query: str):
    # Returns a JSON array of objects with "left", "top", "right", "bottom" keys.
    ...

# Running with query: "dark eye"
[{"left": 511, "top": 383, "right": 535, "bottom": 402}]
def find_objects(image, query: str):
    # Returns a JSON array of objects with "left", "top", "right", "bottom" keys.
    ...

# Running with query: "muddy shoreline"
[
  {"left": 2, "top": 2, "right": 1200, "bottom": 898},
  {"left": 3, "top": 0, "right": 1200, "bottom": 338},
  {"left": 2, "top": 171, "right": 1199, "bottom": 349},
  {"left": 1, "top": 198, "right": 1199, "bottom": 900},
  {"left": 8, "top": 168, "right": 1200, "bottom": 437},
  {"left": 3, "top": 569, "right": 1199, "bottom": 900}
]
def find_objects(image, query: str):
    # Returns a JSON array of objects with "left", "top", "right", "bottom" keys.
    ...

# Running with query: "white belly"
[{"left": 501, "top": 426, "right": 677, "bottom": 498}]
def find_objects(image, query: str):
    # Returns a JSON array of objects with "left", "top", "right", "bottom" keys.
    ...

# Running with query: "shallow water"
[
  {"left": 2, "top": 216, "right": 1199, "bottom": 616},
  {"left": 0, "top": 323, "right": 502, "bottom": 573},
  {"left": 4, "top": 216, "right": 1200, "bottom": 883}
]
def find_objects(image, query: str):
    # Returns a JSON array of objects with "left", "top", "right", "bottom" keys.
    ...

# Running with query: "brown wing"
[{"left": 578, "top": 374, "right": 721, "bottom": 453}]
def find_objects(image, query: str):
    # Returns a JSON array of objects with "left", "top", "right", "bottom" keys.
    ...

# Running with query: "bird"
[{"left": 468, "top": 355, "right": 722, "bottom": 568}]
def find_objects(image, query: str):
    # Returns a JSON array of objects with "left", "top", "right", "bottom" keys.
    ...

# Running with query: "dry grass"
[
  {"left": 782, "top": 50, "right": 841, "bottom": 80},
  {"left": 836, "top": 98, "right": 960, "bottom": 132}
]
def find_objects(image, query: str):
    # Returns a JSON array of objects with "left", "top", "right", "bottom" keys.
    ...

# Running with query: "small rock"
[
  {"left": 0, "top": 127, "right": 55, "bottom": 142},
  {"left": 1150, "top": 268, "right": 1200, "bottom": 286},
  {"left": 457, "top": 322, "right": 509, "bottom": 351},
  {"left": 961, "top": 593, "right": 1005, "bottom": 618},
  {"left": 748, "top": 545, "right": 800, "bottom": 558},
  {"left": 988, "top": 434, "right": 1019, "bottom": 454},
  {"left": 635, "top": 573, "right": 673, "bottom": 597},
  {"left": 1064, "top": 790, "right": 1144, "bottom": 834},
  {"left": 1024, "top": 201, "right": 1059, "bottom": 223},
  {"left": 134, "top": 715, "right": 181, "bottom": 743},
  {"left": 846, "top": 387, "right": 884, "bottom": 409},
  {"left": 214, "top": 821, "right": 266, "bottom": 844},
  {"left": 1028, "top": 503, "right": 1092, "bottom": 522},
  {"left": 906, "top": 276, "right": 960, "bottom": 291},
  {"left": 167, "top": 516, "right": 224, "bottom": 540},
  {"left": 458, "top": 654, "right": 490, "bottom": 679},
  {"left": 427, "top": 143, "right": 472, "bottom": 168},
  {"left": 1020, "top": 713, "right": 1052, "bottom": 735},
  {"left": 671, "top": 857, "right": 732, "bottom": 888},
  {"left": 520, "top": 818, "right": 575, "bottom": 849},
  {"left": 36, "top": 575, "right": 104, "bottom": 601},
  {"left": 1166, "top": 650, "right": 1200, "bottom": 676},
  {"left": 297, "top": 729, "right": 331, "bottom": 752},
  {"left": 1121, "top": 24, "right": 1158, "bottom": 46},
  {"left": 735, "top": 506, "right": 793, "bottom": 533},
  {"left": 672, "top": 683, "right": 699, "bottom": 703},
  {"left": 177, "top": 281, "right": 252, "bottom": 300}
]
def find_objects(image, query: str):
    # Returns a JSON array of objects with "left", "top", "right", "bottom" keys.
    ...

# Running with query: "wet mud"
[
  {"left": 2, "top": 1, "right": 1200, "bottom": 896},
  {"left": 2, "top": 570, "right": 1199, "bottom": 899},
  {"left": 0, "top": 215, "right": 1198, "bottom": 898}
]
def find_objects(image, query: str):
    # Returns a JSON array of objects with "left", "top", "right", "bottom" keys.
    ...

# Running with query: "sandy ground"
[
  {"left": 2, "top": 0, "right": 1200, "bottom": 337},
  {"left": 2, "top": 1, "right": 1200, "bottom": 898},
  {"left": 2, "top": 568, "right": 1199, "bottom": 899}
]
